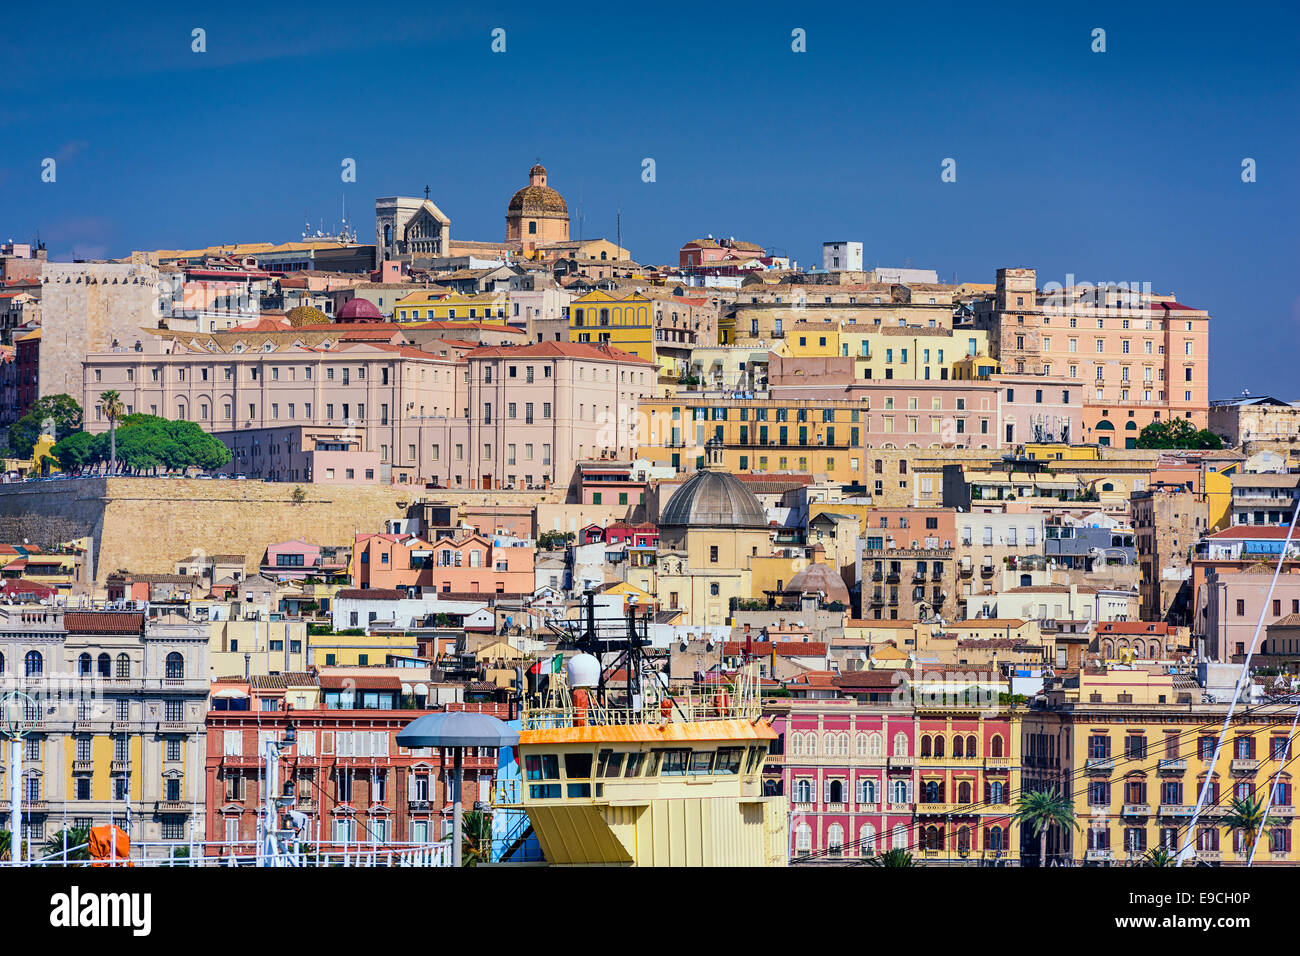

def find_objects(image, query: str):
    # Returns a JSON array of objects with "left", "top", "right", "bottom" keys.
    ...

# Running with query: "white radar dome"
[{"left": 567, "top": 653, "right": 601, "bottom": 689}]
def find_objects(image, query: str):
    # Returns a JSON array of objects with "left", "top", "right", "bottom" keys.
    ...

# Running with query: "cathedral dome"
[
  {"left": 661, "top": 471, "right": 768, "bottom": 531},
  {"left": 508, "top": 163, "right": 568, "bottom": 216},
  {"left": 508, "top": 184, "right": 569, "bottom": 216}
]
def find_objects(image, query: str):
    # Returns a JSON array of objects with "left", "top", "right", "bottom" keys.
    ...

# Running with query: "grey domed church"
[{"left": 652, "top": 440, "right": 772, "bottom": 626}]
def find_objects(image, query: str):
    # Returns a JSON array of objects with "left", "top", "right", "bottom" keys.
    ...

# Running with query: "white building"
[
  {"left": 332, "top": 592, "right": 493, "bottom": 631},
  {"left": 822, "top": 241, "right": 863, "bottom": 272}
]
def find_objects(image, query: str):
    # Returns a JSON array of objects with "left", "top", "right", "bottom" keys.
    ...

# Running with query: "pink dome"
[{"left": 339, "top": 298, "right": 384, "bottom": 321}]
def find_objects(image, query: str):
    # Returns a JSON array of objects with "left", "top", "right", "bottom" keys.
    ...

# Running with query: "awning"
[{"left": 212, "top": 687, "right": 248, "bottom": 699}]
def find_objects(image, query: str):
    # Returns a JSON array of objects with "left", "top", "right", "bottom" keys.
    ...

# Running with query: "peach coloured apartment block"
[
  {"left": 354, "top": 532, "right": 535, "bottom": 596},
  {"left": 973, "top": 268, "right": 1209, "bottom": 447}
]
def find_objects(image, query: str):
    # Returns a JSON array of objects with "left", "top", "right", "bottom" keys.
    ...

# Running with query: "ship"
[{"left": 492, "top": 595, "right": 787, "bottom": 866}]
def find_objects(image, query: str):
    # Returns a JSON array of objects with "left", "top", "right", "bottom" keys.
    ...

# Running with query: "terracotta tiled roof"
[
  {"left": 63, "top": 611, "right": 145, "bottom": 634},
  {"left": 251, "top": 672, "right": 317, "bottom": 689}
]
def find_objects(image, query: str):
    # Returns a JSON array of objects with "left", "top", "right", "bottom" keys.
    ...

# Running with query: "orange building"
[{"left": 354, "top": 532, "right": 535, "bottom": 596}]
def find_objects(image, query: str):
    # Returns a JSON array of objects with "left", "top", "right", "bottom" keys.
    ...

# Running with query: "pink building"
[
  {"left": 81, "top": 335, "right": 652, "bottom": 493},
  {"left": 262, "top": 538, "right": 325, "bottom": 580},
  {"left": 769, "top": 683, "right": 917, "bottom": 861}
]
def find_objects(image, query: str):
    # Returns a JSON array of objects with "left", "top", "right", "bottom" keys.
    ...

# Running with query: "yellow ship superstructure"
[{"left": 501, "top": 667, "right": 788, "bottom": 866}]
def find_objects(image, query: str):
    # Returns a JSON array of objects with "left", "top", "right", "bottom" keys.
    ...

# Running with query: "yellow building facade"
[
  {"left": 1024, "top": 668, "right": 1300, "bottom": 865},
  {"left": 393, "top": 292, "right": 508, "bottom": 322},
  {"left": 782, "top": 323, "right": 995, "bottom": 382},
  {"left": 569, "top": 291, "right": 655, "bottom": 364}
]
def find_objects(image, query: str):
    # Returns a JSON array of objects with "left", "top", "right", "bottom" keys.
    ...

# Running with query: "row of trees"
[
  {"left": 8, "top": 393, "right": 228, "bottom": 476},
  {"left": 51, "top": 412, "right": 232, "bottom": 475}
]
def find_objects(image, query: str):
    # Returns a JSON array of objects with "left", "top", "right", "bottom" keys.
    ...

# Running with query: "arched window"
[
  {"left": 24, "top": 650, "right": 42, "bottom": 677},
  {"left": 986, "top": 825, "right": 1004, "bottom": 851},
  {"left": 966, "top": 734, "right": 978, "bottom": 757},
  {"left": 116, "top": 654, "right": 130, "bottom": 679},
  {"left": 891, "top": 825, "right": 908, "bottom": 849},
  {"left": 923, "top": 780, "right": 943, "bottom": 802},
  {"left": 866, "top": 732, "right": 884, "bottom": 757},
  {"left": 920, "top": 735, "right": 932, "bottom": 757},
  {"left": 892, "top": 732, "right": 908, "bottom": 757},
  {"left": 78, "top": 653, "right": 92, "bottom": 676},
  {"left": 0, "top": 652, "right": 5, "bottom": 675},
  {"left": 827, "top": 824, "right": 844, "bottom": 857},
  {"left": 990, "top": 735, "right": 1004, "bottom": 758},
  {"left": 953, "top": 735, "right": 965, "bottom": 758},
  {"left": 922, "top": 825, "right": 944, "bottom": 850},
  {"left": 795, "top": 778, "right": 813, "bottom": 803},
  {"left": 828, "top": 779, "right": 844, "bottom": 804},
  {"left": 855, "top": 732, "right": 869, "bottom": 756},
  {"left": 165, "top": 652, "right": 184, "bottom": 680},
  {"left": 957, "top": 826, "right": 972, "bottom": 853},
  {"left": 859, "top": 823, "right": 877, "bottom": 855},
  {"left": 890, "top": 780, "right": 910, "bottom": 805},
  {"left": 97, "top": 653, "right": 111, "bottom": 678},
  {"left": 795, "top": 822, "right": 812, "bottom": 852},
  {"left": 988, "top": 780, "right": 1006, "bottom": 804},
  {"left": 933, "top": 735, "right": 945, "bottom": 758},
  {"left": 957, "top": 781, "right": 973, "bottom": 803},
  {"left": 858, "top": 777, "right": 879, "bottom": 805},
  {"left": 837, "top": 733, "right": 849, "bottom": 756}
]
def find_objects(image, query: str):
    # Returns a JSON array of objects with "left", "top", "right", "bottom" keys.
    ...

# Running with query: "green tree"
[
  {"left": 1141, "top": 847, "right": 1177, "bottom": 867},
  {"left": 8, "top": 394, "right": 83, "bottom": 458},
  {"left": 0, "top": 829, "right": 9, "bottom": 861},
  {"left": 43, "top": 826, "right": 92, "bottom": 862},
  {"left": 51, "top": 431, "right": 98, "bottom": 474},
  {"left": 867, "top": 847, "right": 917, "bottom": 867},
  {"left": 111, "top": 415, "right": 230, "bottom": 475},
  {"left": 1010, "top": 787, "right": 1079, "bottom": 868},
  {"left": 1222, "top": 794, "right": 1270, "bottom": 851},
  {"left": 1136, "top": 418, "right": 1224, "bottom": 450},
  {"left": 537, "top": 531, "right": 574, "bottom": 550},
  {"left": 100, "top": 389, "right": 126, "bottom": 473}
]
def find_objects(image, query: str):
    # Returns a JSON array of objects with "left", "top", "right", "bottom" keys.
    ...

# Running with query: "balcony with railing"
[
  {"left": 1231, "top": 758, "right": 1260, "bottom": 773},
  {"left": 1121, "top": 804, "right": 1149, "bottom": 817},
  {"left": 1157, "top": 758, "right": 1187, "bottom": 773},
  {"left": 1084, "top": 756, "right": 1115, "bottom": 773},
  {"left": 1157, "top": 804, "right": 1194, "bottom": 817}
]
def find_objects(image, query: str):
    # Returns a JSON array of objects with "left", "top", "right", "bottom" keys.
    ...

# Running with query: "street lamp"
[
  {"left": 258, "top": 720, "right": 298, "bottom": 866},
  {"left": 396, "top": 711, "right": 518, "bottom": 867}
]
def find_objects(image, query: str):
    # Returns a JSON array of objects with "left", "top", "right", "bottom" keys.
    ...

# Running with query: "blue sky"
[{"left": 3, "top": 1, "right": 1297, "bottom": 396}]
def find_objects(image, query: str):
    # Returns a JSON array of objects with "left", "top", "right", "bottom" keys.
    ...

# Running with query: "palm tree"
[
  {"left": 43, "top": 825, "right": 92, "bottom": 863},
  {"left": 100, "top": 389, "right": 125, "bottom": 474},
  {"left": 459, "top": 809, "right": 494, "bottom": 867},
  {"left": 866, "top": 847, "right": 916, "bottom": 867},
  {"left": 1222, "top": 794, "right": 1270, "bottom": 852},
  {"left": 0, "top": 829, "right": 10, "bottom": 861},
  {"left": 1142, "top": 847, "right": 1176, "bottom": 867},
  {"left": 1010, "top": 787, "right": 1079, "bottom": 868}
]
